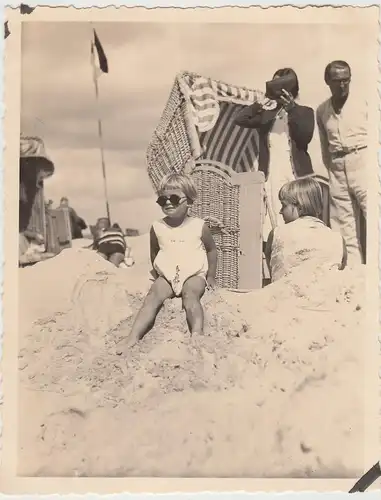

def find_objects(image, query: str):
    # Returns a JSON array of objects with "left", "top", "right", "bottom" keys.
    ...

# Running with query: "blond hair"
[
  {"left": 158, "top": 172, "right": 198, "bottom": 203},
  {"left": 279, "top": 177, "right": 323, "bottom": 218}
]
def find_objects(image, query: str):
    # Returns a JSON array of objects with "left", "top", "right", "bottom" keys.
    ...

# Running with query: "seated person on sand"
[
  {"left": 19, "top": 229, "right": 45, "bottom": 265},
  {"left": 58, "top": 196, "right": 87, "bottom": 240},
  {"left": 93, "top": 221, "right": 134, "bottom": 268},
  {"left": 116, "top": 172, "right": 217, "bottom": 353},
  {"left": 265, "top": 177, "right": 347, "bottom": 282}
]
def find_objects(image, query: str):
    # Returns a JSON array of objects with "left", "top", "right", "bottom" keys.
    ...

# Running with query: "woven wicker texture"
[
  {"left": 147, "top": 80, "right": 191, "bottom": 188},
  {"left": 20, "top": 135, "right": 55, "bottom": 179},
  {"left": 146, "top": 72, "right": 263, "bottom": 288},
  {"left": 189, "top": 163, "right": 240, "bottom": 288}
]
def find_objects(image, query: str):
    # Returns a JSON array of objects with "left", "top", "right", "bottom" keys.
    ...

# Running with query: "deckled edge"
[{"left": 1, "top": 3, "right": 380, "bottom": 494}]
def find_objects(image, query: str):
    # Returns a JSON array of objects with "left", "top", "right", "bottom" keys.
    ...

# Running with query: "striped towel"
[{"left": 180, "top": 72, "right": 264, "bottom": 133}]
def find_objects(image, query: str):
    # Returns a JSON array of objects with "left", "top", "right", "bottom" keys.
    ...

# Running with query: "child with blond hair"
[
  {"left": 118, "top": 172, "right": 217, "bottom": 350},
  {"left": 265, "top": 177, "right": 347, "bottom": 282}
]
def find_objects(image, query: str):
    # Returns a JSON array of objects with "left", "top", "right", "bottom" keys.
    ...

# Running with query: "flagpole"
[{"left": 90, "top": 31, "right": 111, "bottom": 223}]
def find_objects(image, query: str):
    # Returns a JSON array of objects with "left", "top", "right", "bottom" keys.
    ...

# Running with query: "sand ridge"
[{"left": 18, "top": 236, "right": 365, "bottom": 478}]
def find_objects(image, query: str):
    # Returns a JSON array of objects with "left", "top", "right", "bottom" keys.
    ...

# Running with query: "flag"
[{"left": 92, "top": 29, "right": 108, "bottom": 74}]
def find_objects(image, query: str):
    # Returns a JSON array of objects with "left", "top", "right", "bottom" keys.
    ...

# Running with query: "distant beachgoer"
[
  {"left": 58, "top": 197, "right": 87, "bottom": 239},
  {"left": 19, "top": 229, "right": 45, "bottom": 265},
  {"left": 265, "top": 177, "right": 346, "bottom": 282},
  {"left": 45, "top": 199, "right": 54, "bottom": 210},
  {"left": 117, "top": 172, "right": 217, "bottom": 351},
  {"left": 93, "top": 221, "right": 134, "bottom": 268},
  {"left": 94, "top": 217, "right": 110, "bottom": 233}
]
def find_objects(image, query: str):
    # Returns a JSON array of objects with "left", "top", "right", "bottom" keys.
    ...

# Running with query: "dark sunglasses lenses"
[
  {"left": 156, "top": 195, "right": 182, "bottom": 207},
  {"left": 332, "top": 78, "right": 350, "bottom": 86}
]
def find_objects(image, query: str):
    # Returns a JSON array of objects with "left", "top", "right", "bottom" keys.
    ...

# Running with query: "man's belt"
[{"left": 331, "top": 145, "right": 367, "bottom": 159}]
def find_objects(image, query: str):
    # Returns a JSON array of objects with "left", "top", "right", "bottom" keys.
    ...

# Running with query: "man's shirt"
[{"left": 316, "top": 92, "right": 368, "bottom": 168}]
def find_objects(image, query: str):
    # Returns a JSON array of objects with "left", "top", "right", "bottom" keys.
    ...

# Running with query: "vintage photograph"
[{"left": 2, "top": 5, "right": 380, "bottom": 492}]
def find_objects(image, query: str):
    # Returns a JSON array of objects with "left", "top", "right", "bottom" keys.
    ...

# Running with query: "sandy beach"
[{"left": 18, "top": 235, "right": 365, "bottom": 478}]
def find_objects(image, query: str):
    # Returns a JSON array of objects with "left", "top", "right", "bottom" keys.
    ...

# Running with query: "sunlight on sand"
[{"left": 18, "top": 235, "right": 365, "bottom": 478}]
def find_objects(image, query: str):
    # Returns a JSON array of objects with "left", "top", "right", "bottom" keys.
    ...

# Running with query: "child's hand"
[{"left": 206, "top": 276, "right": 216, "bottom": 291}]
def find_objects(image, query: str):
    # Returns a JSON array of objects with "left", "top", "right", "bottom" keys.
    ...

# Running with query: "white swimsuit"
[{"left": 152, "top": 217, "right": 208, "bottom": 296}]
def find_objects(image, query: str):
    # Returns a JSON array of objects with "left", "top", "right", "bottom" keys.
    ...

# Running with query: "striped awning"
[
  {"left": 199, "top": 101, "right": 259, "bottom": 173},
  {"left": 146, "top": 71, "right": 264, "bottom": 186},
  {"left": 178, "top": 71, "right": 263, "bottom": 173}
]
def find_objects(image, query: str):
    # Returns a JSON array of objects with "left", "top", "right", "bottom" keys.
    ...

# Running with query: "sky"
[{"left": 21, "top": 21, "right": 376, "bottom": 233}]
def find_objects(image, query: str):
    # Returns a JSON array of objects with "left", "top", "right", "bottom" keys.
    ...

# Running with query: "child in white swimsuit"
[
  {"left": 119, "top": 172, "right": 217, "bottom": 350},
  {"left": 265, "top": 177, "right": 347, "bottom": 282}
]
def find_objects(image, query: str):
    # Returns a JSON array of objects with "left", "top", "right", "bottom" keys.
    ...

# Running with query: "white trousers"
[{"left": 328, "top": 149, "right": 367, "bottom": 265}]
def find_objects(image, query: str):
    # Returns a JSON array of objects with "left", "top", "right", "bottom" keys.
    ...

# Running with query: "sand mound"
[{"left": 18, "top": 245, "right": 365, "bottom": 478}]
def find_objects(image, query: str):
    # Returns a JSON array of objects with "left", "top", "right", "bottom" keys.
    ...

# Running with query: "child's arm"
[
  {"left": 150, "top": 226, "right": 160, "bottom": 277},
  {"left": 339, "top": 237, "right": 348, "bottom": 270},
  {"left": 264, "top": 229, "right": 275, "bottom": 278},
  {"left": 201, "top": 223, "right": 217, "bottom": 288}
]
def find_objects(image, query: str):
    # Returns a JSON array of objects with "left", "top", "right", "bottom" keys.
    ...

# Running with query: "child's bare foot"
[
  {"left": 189, "top": 331, "right": 203, "bottom": 347},
  {"left": 115, "top": 335, "right": 139, "bottom": 355}
]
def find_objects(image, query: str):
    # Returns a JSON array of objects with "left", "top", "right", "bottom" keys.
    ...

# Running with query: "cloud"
[
  {"left": 22, "top": 20, "right": 377, "bottom": 229},
  {"left": 44, "top": 156, "right": 161, "bottom": 233},
  {"left": 43, "top": 147, "right": 155, "bottom": 200}
]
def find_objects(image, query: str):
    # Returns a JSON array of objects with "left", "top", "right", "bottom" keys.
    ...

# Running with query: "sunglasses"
[
  {"left": 156, "top": 194, "right": 186, "bottom": 207},
  {"left": 331, "top": 78, "right": 350, "bottom": 85}
]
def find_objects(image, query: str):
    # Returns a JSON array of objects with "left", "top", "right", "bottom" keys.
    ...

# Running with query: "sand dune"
[{"left": 18, "top": 237, "right": 365, "bottom": 477}]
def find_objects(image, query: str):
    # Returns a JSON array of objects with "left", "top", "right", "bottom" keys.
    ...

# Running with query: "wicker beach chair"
[
  {"left": 20, "top": 135, "right": 55, "bottom": 180},
  {"left": 147, "top": 71, "right": 266, "bottom": 289},
  {"left": 19, "top": 136, "right": 55, "bottom": 234},
  {"left": 19, "top": 136, "right": 62, "bottom": 264}
]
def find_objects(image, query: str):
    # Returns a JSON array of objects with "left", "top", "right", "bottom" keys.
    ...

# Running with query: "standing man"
[
  {"left": 316, "top": 60, "right": 368, "bottom": 265},
  {"left": 58, "top": 196, "right": 87, "bottom": 240}
]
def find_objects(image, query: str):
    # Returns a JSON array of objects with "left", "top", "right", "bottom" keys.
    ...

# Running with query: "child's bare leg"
[
  {"left": 109, "top": 252, "right": 125, "bottom": 267},
  {"left": 181, "top": 276, "right": 206, "bottom": 335},
  {"left": 117, "top": 277, "right": 174, "bottom": 352}
]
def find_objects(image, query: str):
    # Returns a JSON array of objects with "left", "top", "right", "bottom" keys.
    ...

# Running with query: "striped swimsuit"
[{"left": 95, "top": 228, "right": 127, "bottom": 257}]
